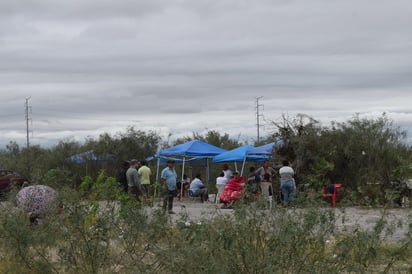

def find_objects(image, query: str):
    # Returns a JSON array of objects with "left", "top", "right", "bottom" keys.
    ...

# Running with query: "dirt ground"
[
  {"left": 2, "top": 198, "right": 410, "bottom": 243},
  {"left": 163, "top": 199, "right": 412, "bottom": 242}
]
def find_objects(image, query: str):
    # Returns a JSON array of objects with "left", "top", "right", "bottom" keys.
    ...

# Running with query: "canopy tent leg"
[
  {"left": 153, "top": 155, "right": 161, "bottom": 198},
  {"left": 180, "top": 157, "right": 186, "bottom": 199},
  {"left": 207, "top": 158, "right": 210, "bottom": 189},
  {"left": 240, "top": 155, "right": 247, "bottom": 176}
]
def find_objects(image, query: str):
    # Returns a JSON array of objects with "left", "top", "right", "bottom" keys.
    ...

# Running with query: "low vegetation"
[{"left": 0, "top": 180, "right": 411, "bottom": 273}]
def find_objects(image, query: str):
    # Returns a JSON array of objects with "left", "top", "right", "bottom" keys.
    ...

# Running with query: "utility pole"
[
  {"left": 255, "top": 96, "right": 264, "bottom": 144},
  {"left": 25, "top": 97, "right": 32, "bottom": 149}
]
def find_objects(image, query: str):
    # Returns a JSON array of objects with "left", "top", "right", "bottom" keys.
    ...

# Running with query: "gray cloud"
[{"left": 1, "top": 0, "right": 412, "bottom": 147}]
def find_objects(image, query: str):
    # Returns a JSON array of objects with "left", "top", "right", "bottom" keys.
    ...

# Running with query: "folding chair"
[{"left": 321, "top": 183, "right": 342, "bottom": 207}]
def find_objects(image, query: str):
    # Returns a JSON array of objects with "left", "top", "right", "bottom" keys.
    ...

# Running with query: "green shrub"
[{"left": 0, "top": 188, "right": 411, "bottom": 273}]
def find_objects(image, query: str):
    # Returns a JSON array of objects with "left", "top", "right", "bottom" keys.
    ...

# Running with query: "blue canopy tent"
[
  {"left": 147, "top": 155, "right": 208, "bottom": 166},
  {"left": 212, "top": 145, "right": 268, "bottom": 163},
  {"left": 159, "top": 140, "right": 226, "bottom": 157},
  {"left": 66, "top": 150, "right": 114, "bottom": 175},
  {"left": 146, "top": 155, "right": 185, "bottom": 165},
  {"left": 159, "top": 140, "right": 226, "bottom": 198},
  {"left": 241, "top": 140, "right": 284, "bottom": 174},
  {"left": 66, "top": 150, "right": 113, "bottom": 164},
  {"left": 246, "top": 140, "right": 284, "bottom": 156},
  {"left": 212, "top": 145, "right": 268, "bottom": 175}
]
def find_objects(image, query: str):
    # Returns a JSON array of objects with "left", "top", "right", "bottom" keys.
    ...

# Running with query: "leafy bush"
[
  {"left": 0, "top": 194, "right": 411, "bottom": 273},
  {"left": 271, "top": 113, "right": 412, "bottom": 204}
]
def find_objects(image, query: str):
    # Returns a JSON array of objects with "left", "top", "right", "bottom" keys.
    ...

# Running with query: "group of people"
[
  {"left": 18, "top": 158, "right": 294, "bottom": 225},
  {"left": 118, "top": 158, "right": 296, "bottom": 213},
  {"left": 161, "top": 160, "right": 209, "bottom": 214},
  {"left": 117, "top": 159, "right": 152, "bottom": 202},
  {"left": 217, "top": 160, "right": 296, "bottom": 207},
  {"left": 118, "top": 158, "right": 210, "bottom": 214}
]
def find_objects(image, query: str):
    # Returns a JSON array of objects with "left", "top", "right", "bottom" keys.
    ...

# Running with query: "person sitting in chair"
[
  {"left": 189, "top": 174, "right": 208, "bottom": 202},
  {"left": 176, "top": 174, "right": 190, "bottom": 198},
  {"left": 220, "top": 172, "right": 245, "bottom": 207}
]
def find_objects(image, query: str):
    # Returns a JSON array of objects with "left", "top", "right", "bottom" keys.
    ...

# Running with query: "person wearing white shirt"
[
  {"left": 279, "top": 160, "right": 296, "bottom": 206},
  {"left": 222, "top": 163, "right": 233, "bottom": 180},
  {"left": 189, "top": 174, "right": 208, "bottom": 202},
  {"left": 216, "top": 172, "right": 228, "bottom": 186},
  {"left": 215, "top": 172, "right": 227, "bottom": 203}
]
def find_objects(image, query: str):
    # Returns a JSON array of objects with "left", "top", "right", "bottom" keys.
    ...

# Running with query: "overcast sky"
[{"left": 1, "top": 0, "right": 412, "bottom": 148}]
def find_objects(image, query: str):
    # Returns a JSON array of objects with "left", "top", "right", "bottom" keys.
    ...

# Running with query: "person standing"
[
  {"left": 138, "top": 160, "right": 152, "bottom": 197},
  {"left": 126, "top": 159, "right": 144, "bottom": 202},
  {"left": 255, "top": 160, "right": 277, "bottom": 201},
  {"left": 117, "top": 160, "right": 130, "bottom": 193},
  {"left": 160, "top": 160, "right": 177, "bottom": 214},
  {"left": 222, "top": 163, "right": 233, "bottom": 180},
  {"left": 259, "top": 173, "right": 274, "bottom": 209},
  {"left": 279, "top": 160, "right": 296, "bottom": 206},
  {"left": 256, "top": 160, "right": 276, "bottom": 182}
]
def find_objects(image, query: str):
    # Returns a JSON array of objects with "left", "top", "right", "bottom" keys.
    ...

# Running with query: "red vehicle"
[{"left": 0, "top": 169, "right": 29, "bottom": 191}]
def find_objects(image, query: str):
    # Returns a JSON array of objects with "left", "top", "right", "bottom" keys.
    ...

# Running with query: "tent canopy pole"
[{"left": 181, "top": 156, "right": 186, "bottom": 199}]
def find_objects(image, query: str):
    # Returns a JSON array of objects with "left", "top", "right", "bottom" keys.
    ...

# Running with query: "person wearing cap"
[
  {"left": 126, "top": 159, "right": 144, "bottom": 201},
  {"left": 160, "top": 160, "right": 177, "bottom": 214}
]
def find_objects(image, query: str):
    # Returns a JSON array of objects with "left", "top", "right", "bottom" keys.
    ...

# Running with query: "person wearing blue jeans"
[{"left": 279, "top": 160, "right": 296, "bottom": 206}]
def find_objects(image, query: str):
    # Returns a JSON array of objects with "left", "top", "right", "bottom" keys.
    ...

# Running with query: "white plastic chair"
[
  {"left": 216, "top": 184, "right": 226, "bottom": 204},
  {"left": 260, "top": 182, "right": 273, "bottom": 209}
]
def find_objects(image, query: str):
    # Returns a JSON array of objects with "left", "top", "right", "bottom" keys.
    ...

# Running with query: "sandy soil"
[{"left": 164, "top": 200, "right": 411, "bottom": 242}]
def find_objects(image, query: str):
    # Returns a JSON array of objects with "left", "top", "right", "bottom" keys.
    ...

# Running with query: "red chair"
[{"left": 321, "top": 183, "right": 342, "bottom": 207}]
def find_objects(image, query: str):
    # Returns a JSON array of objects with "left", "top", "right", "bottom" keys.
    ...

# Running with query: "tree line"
[{"left": 1, "top": 114, "right": 411, "bottom": 205}]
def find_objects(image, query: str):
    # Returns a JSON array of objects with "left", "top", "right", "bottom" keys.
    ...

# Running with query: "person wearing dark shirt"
[{"left": 117, "top": 160, "right": 130, "bottom": 192}]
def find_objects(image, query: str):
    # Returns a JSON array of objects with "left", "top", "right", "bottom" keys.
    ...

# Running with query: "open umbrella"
[{"left": 16, "top": 185, "right": 59, "bottom": 217}]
